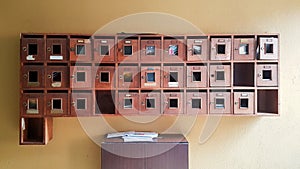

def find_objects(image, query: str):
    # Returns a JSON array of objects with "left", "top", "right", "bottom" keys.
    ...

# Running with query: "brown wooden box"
[
  {"left": 94, "top": 66, "right": 115, "bottom": 89},
  {"left": 209, "top": 65, "right": 231, "bottom": 87},
  {"left": 118, "top": 66, "right": 140, "bottom": 88},
  {"left": 163, "top": 66, "right": 184, "bottom": 88},
  {"left": 233, "top": 38, "right": 255, "bottom": 60},
  {"left": 46, "top": 66, "right": 69, "bottom": 89},
  {"left": 163, "top": 92, "right": 184, "bottom": 114},
  {"left": 141, "top": 66, "right": 161, "bottom": 89},
  {"left": 21, "top": 36, "right": 45, "bottom": 62},
  {"left": 140, "top": 92, "right": 161, "bottom": 114},
  {"left": 118, "top": 92, "right": 139, "bottom": 114},
  {"left": 163, "top": 39, "right": 185, "bottom": 62},
  {"left": 233, "top": 92, "right": 254, "bottom": 115},
  {"left": 70, "top": 66, "right": 92, "bottom": 88},
  {"left": 21, "top": 65, "right": 45, "bottom": 89},
  {"left": 70, "top": 37, "right": 92, "bottom": 62},
  {"left": 209, "top": 92, "right": 231, "bottom": 114},
  {"left": 46, "top": 37, "right": 68, "bottom": 62},
  {"left": 186, "top": 65, "right": 207, "bottom": 88},
  {"left": 117, "top": 38, "right": 139, "bottom": 62},
  {"left": 140, "top": 39, "right": 161, "bottom": 62},
  {"left": 94, "top": 38, "right": 115, "bottom": 63},
  {"left": 186, "top": 92, "right": 207, "bottom": 114},
  {"left": 187, "top": 38, "right": 208, "bottom": 61},
  {"left": 259, "top": 37, "right": 278, "bottom": 60},
  {"left": 21, "top": 93, "right": 44, "bottom": 116},
  {"left": 256, "top": 64, "right": 278, "bottom": 86},
  {"left": 70, "top": 92, "right": 93, "bottom": 116},
  {"left": 210, "top": 38, "right": 231, "bottom": 60},
  {"left": 46, "top": 93, "right": 68, "bottom": 116}
]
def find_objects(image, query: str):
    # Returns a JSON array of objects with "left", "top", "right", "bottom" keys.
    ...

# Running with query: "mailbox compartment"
[
  {"left": 163, "top": 91, "right": 183, "bottom": 114},
  {"left": 94, "top": 66, "right": 115, "bottom": 89},
  {"left": 46, "top": 35, "right": 68, "bottom": 62},
  {"left": 210, "top": 37, "right": 231, "bottom": 60},
  {"left": 259, "top": 37, "right": 278, "bottom": 60},
  {"left": 21, "top": 34, "right": 45, "bottom": 62},
  {"left": 233, "top": 92, "right": 254, "bottom": 115},
  {"left": 21, "top": 65, "right": 45, "bottom": 89},
  {"left": 186, "top": 91, "right": 207, "bottom": 115},
  {"left": 70, "top": 66, "right": 92, "bottom": 88},
  {"left": 140, "top": 38, "right": 161, "bottom": 62},
  {"left": 233, "top": 63, "right": 254, "bottom": 87},
  {"left": 140, "top": 91, "right": 161, "bottom": 114},
  {"left": 21, "top": 93, "right": 44, "bottom": 116},
  {"left": 141, "top": 66, "right": 161, "bottom": 89},
  {"left": 118, "top": 91, "right": 139, "bottom": 114},
  {"left": 95, "top": 90, "right": 116, "bottom": 114},
  {"left": 46, "top": 92, "right": 68, "bottom": 116},
  {"left": 70, "top": 91, "right": 93, "bottom": 116},
  {"left": 209, "top": 92, "right": 231, "bottom": 114},
  {"left": 163, "top": 65, "right": 184, "bottom": 88},
  {"left": 233, "top": 37, "right": 255, "bottom": 60},
  {"left": 70, "top": 36, "right": 92, "bottom": 62},
  {"left": 209, "top": 65, "right": 231, "bottom": 87},
  {"left": 94, "top": 37, "right": 115, "bottom": 63},
  {"left": 186, "top": 65, "right": 207, "bottom": 88},
  {"left": 187, "top": 37, "right": 208, "bottom": 61},
  {"left": 257, "top": 90, "right": 278, "bottom": 114},
  {"left": 117, "top": 37, "right": 139, "bottom": 62},
  {"left": 46, "top": 66, "right": 69, "bottom": 89},
  {"left": 118, "top": 65, "right": 140, "bottom": 88},
  {"left": 163, "top": 37, "right": 185, "bottom": 62},
  {"left": 256, "top": 64, "right": 278, "bottom": 86}
]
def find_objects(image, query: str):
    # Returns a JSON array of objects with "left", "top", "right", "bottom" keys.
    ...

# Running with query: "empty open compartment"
[
  {"left": 233, "top": 63, "right": 254, "bottom": 86},
  {"left": 257, "top": 90, "right": 278, "bottom": 114},
  {"left": 95, "top": 90, "right": 116, "bottom": 114}
]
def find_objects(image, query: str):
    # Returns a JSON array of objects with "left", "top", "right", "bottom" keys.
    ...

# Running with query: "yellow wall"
[{"left": 1, "top": 0, "right": 300, "bottom": 169}]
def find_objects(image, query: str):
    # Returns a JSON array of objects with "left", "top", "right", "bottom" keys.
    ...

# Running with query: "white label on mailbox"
[
  {"left": 125, "top": 40, "right": 131, "bottom": 44},
  {"left": 26, "top": 55, "right": 35, "bottom": 60},
  {"left": 26, "top": 109, "right": 39, "bottom": 114},
  {"left": 101, "top": 40, "right": 107, "bottom": 43},
  {"left": 144, "top": 83, "right": 156, "bottom": 87},
  {"left": 52, "top": 82, "right": 62, "bottom": 87},
  {"left": 168, "top": 82, "right": 179, "bottom": 87},
  {"left": 50, "top": 55, "right": 63, "bottom": 60}
]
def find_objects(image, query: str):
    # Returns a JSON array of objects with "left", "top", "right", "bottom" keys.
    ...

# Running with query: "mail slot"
[
  {"left": 256, "top": 64, "right": 278, "bottom": 86},
  {"left": 94, "top": 66, "right": 115, "bottom": 89},
  {"left": 186, "top": 92, "right": 207, "bottom": 114},
  {"left": 209, "top": 92, "right": 231, "bottom": 114},
  {"left": 118, "top": 92, "right": 139, "bottom": 114},
  {"left": 210, "top": 65, "right": 231, "bottom": 87},
  {"left": 259, "top": 37, "right": 278, "bottom": 60},
  {"left": 21, "top": 93, "right": 44, "bottom": 116},
  {"left": 186, "top": 65, "right": 207, "bottom": 88},
  {"left": 117, "top": 38, "right": 138, "bottom": 62},
  {"left": 163, "top": 92, "right": 183, "bottom": 114},
  {"left": 233, "top": 38, "right": 255, "bottom": 60},
  {"left": 163, "top": 66, "right": 184, "bottom": 88},
  {"left": 21, "top": 35, "right": 45, "bottom": 62},
  {"left": 210, "top": 38, "right": 231, "bottom": 60},
  {"left": 70, "top": 92, "right": 93, "bottom": 116},
  {"left": 118, "top": 66, "right": 140, "bottom": 88},
  {"left": 21, "top": 65, "right": 45, "bottom": 88},
  {"left": 70, "top": 37, "right": 92, "bottom": 62},
  {"left": 163, "top": 38, "right": 185, "bottom": 62},
  {"left": 46, "top": 66, "right": 69, "bottom": 88},
  {"left": 140, "top": 39, "right": 161, "bottom": 62},
  {"left": 187, "top": 38, "right": 208, "bottom": 61},
  {"left": 46, "top": 36, "right": 67, "bottom": 62},
  {"left": 233, "top": 92, "right": 254, "bottom": 115},
  {"left": 46, "top": 93, "right": 68, "bottom": 116},
  {"left": 141, "top": 66, "right": 161, "bottom": 88},
  {"left": 140, "top": 92, "right": 161, "bottom": 114},
  {"left": 94, "top": 38, "right": 115, "bottom": 63},
  {"left": 70, "top": 66, "right": 92, "bottom": 88}
]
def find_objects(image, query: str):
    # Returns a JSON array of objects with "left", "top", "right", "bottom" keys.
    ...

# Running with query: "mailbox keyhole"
[
  {"left": 52, "top": 99, "right": 62, "bottom": 110},
  {"left": 239, "top": 44, "right": 249, "bottom": 55},
  {"left": 76, "top": 45, "right": 86, "bottom": 55},
  {"left": 28, "top": 44, "right": 38, "bottom": 55},
  {"left": 216, "top": 71, "right": 225, "bottom": 81},
  {"left": 124, "top": 98, "right": 133, "bottom": 109},
  {"left": 169, "top": 72, "right": 178, "bottom": 82},
  {"left": 169, "top": 98, "right": 179, "bottom": 108},
  {"left": 146, "top": 46, "right": 155, "bottom": 55},
  {"left": 192, "top": 72, "right": 201, "bottom": 82},
  {"left": 193, "top": 45, "right": 202, "bottom": 55},
  {"left": 265, "top": 44, "right": 274, "bottom": 54},
  {"left": 192, "top": 98, "right": 201, "bottom": 109},
  {"left": 76, "top": 72, "right": 86, "bottom": 82},
  {"left": 217, "top": 44, "right": 226, "bottom": 54},
  {"left": 52, "top": 44, "right": 62, "bottom": 55},
  {"left": 124, "top": 46, "right": 133, "bottom": 55},
  {"left": 28, "top": 98, "right": 38, "bottom": 110},
  {"left": 168, "top": 45, "right": 178, "bottom": 56},
  {"left": 215, "top": 98, "right": 225, "bottom": 109},
  {"left": 240, "top": 98, "right": 249, "bottom": 108},
  {"left": 146, "top": 72, "right": 155, "bottom": 82},
  {"left": 146, "top": 98, "right": 155, "bottom": 109},
  {"left": 100, "top": 72, "right": 110, "bottom": 82},
  {"left": 123, "top": 72, "right": 133, "bottom": 82},
  {"left": 28, "top": 71, "right": 38, "bottom": 83},
  {"left": 100, "top": 45, "right": 109, "bottom": 55},
  {"left": 262, "top": 70, "right": 272, "bottom": 80},
  {"left": 52, "top": 72, "right": 62, "bottom": 82},
  {"left": 76, "top": 98, "right": 86, "bottom": 110}
]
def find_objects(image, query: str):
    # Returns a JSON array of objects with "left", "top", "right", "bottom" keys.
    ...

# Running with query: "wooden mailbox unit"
[{"left": 20, "top": 33, "right": 279, "bottom": 145}]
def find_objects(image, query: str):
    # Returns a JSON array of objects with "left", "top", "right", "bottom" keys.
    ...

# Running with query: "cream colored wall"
[{"left": 0, "top": 0, "right": 300, "bottom": 169}]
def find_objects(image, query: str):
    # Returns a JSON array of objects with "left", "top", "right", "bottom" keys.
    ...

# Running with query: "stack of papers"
[{"left": 107, "top": 131, "right": 158, "bottom": 142}]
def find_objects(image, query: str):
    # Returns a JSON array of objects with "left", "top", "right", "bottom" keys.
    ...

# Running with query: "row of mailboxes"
[{"left": 21, "top": 36, "right": 279, "bottom": 63}]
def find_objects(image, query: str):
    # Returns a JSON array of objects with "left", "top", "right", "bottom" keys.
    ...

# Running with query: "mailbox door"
[
  {"left": 46, "top": 93, "right": 68, "bottom": 116},
  {"left": 118, "top": 92, "right": 139, "bottom": 114},
  {"left": 70, "top": 92, "right": 93, "bottom": 116},
  {"left": 209, "top": 92, "right": 231, "bottom": 114},
  {"left": 70, "top": 38, "right": 92, "bottom": 62},
  {"left": 163, "top": 66, "right": 184, "bottom": 88},
  {"left": 94, "top": 38, "right": 115, "bottom": 63},
  {"left": 21, "top": 65, "right": 45, "bottom": 89},
  {"left": 94, "top": 66, "right": 115, "bottom": 89},
  {"left": 233, "top": 38, "right": 255, "bottom": 60},
  {"left": 21, "top": 38, "right": 45, "bottom": 62},
  {"left": 259, "top": 37, "right": 278, "bottom": 60},
  {"left": 210, "top": 38, "right": 231, "bottom": 60},
  {"left": 186, "top": 66, "right": 207, "bottom": 88},
  {"left": 163, "top": 39, "right": 185, "bottom": 62},
  {"left": 186, "top": 92, "right": 207, "bottom": 115},
  {"left": 233, "top": 92, "right": 254, "bottom": 115},
  {"left": 118, "top": 66, "right": 140, "bottom": 88},
  {"left": 46, "top": 38, "right": 67, "bottom": 62},
  {"left": 117, "top": 39, "right": 138, "bottom": 62},
  {"left": 70, "top": 66, "right": 92, "bottom": 88},
  {"left": 163, "top": 92, "right": 183, "bottom": 114},
  {"left": 21, "top": 93, "right": 44, "bottom": 116},
  {"left": 140, "top": 92, "right": 161, "bottom": 114},
  {"left": 187, "top": 38, "right": 208, "bottom": 61},
  {"left": 256, "top": 64, "right": 278, "bottom": 86},
  {"left": 46, "top": 66, "right": 69, "bottom": 89},
  {"left": 141, "top": 66, "right": 161, "bottom": 88},
  {"left": 209, "top": 65, "right": 231, "bottom": 87},
  {"left": 140, "top": 39, "right": 161, "bottom": 62}
]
